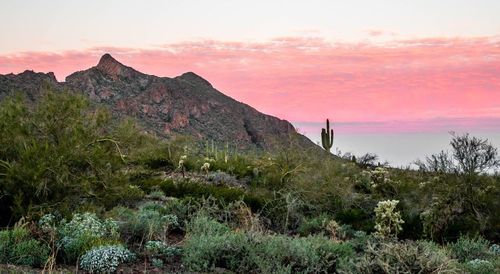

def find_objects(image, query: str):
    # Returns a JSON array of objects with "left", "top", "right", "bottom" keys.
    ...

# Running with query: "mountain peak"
[
  {"left": 97, "top": 53, "right": 118, "bottom": 66},
  {"left": 96, "top": 53, "right": 131, "bottom": 78},
  {"left": 177, "top": 71, "right": 213, "bottom": 88}
]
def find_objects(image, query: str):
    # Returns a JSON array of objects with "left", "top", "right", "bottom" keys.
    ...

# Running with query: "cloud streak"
[{"left": 1, "top": 36, "right": 499, "bottom": 133}]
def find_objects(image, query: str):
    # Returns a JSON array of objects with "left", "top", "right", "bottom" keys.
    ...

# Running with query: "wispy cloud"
[{"left": 1, "top": 36, "right": 499, "bottom": 133}]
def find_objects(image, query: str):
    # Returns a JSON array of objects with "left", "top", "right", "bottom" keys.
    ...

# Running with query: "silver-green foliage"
[
  {"left": 79, "top": 245, "right": 134, "bottom": 273},
  {"left": 57, "top": 212, "right": 119, "bottom": 262},
  {"left": 449, "top": 235, "right": 493, "bottom": 263},
  {"left": 463, "top": 259, "right": 495, "bottom": 274}
]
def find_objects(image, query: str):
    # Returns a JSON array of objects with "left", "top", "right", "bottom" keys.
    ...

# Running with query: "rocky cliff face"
[
  {"left": 0, "top": 70, "right": 60, "bottom": 101},
  {"left": 1, "top": 54, "right": 317, "bottom": 150}
]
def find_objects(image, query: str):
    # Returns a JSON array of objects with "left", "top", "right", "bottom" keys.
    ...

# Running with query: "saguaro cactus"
[{"left": 321, "top": 119, "right": 334, "bottom": 152}]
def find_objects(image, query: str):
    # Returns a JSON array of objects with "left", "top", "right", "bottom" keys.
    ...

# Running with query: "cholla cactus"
[
  {"left": 369, "top": 167, "right": 391, "bottom": 188},
  {"left": 374, "top": 200, "right": 404, "bottom": 238},
  {"left": 326, "top": 220, "right": 340, "bottom": 241},
  {"left": 201, "top": 162, "right": 210, "bottom": 174},
  {"left": 178, "top": 155, "right": 187, "bottom": 169},
  {"left": 178, "top": 155, "right": 187, "bottom": 177}
]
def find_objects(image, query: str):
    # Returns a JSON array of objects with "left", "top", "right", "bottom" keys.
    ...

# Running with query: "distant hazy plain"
[{"left": 296, "top": 128, "right": 500, "bottom": 168}]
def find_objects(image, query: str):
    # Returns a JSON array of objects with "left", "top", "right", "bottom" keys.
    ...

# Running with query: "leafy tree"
[
  {"left": 0, "top": 90, "right": 146, "bottom": 224},
  {"left": 451, "top": 133, "right": 499, "bottom": 176},
  {"left": 416, "top": 133, "right": 499, "bottom": 241},
  {"left": 416, "top": 133, "right": 498, "bottom": 175}
]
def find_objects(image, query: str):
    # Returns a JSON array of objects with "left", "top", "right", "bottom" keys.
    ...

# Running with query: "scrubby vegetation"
[{"left": 0, "top": 90, "right": 499, "bottom": 273}]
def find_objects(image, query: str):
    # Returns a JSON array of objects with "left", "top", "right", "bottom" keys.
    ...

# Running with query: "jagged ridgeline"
[{"left": 0, "top": 54, "right": 319, "bottom": 152}]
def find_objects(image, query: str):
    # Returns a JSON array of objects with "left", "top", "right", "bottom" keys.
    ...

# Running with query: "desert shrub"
[
  {"left": 259, "top": 191, "right": 307, "bottom": 233},
  {"left": 297, "top": 214, "right": 329, "bottom": 236},
  {"left": 183, "top": 228, "right": 249, "bottom": 272},
  {"left": 0, "top": 230, "right": 11, "bottom": 263},
  {"left": 187, "top": 215, "right": 231, "bottom": 236},
  {"left": 161, "top": 197, "right": 195, "bottom": 230},
  {"left": 207, "top": 171, "right": 240, "bottom": 187},
  {"left": 145, "top": 240, "right": 182, "bottom": 258},
  {"left": 151, "top": 258, "right": 164, "bottom": 268},
  {"left": 158, "top": 179, "right": 267, "bottom": 211},
  {"left": 350, "top": 230, "right": 371, "bottom": 252},
  {"left": 249, "top": 234, "right": 354, "bottom": 273},
  {"left": 11, "top": 239, "right": 50, "bottom": 267},
  {"left": 183, "top": 216, "right": 354, "bottom": 273},
  {"left": 58, "top": 212, "right": 120, "bottom": 263},
  {"left": 79, "top": 245, "right": 135, "bottom": 273},
  {"left": 463, "top": 259, "right": 495, "bottom": 274},
  {"left": 113, "top": 185, "right": 145, "bottom": 207},
  {"left": 208, "top": 152, "right": 258, "bottom": 179},
  {"left": 491, "top": 244, "right": 500, "bottom": 255},
  {"left": 148, "top": 190, "right": 166, "bottom": 200},
  {"left": 448, "top": 235, "right": 493, "bottom": 262},
  {"left": 339, "top": 240, "right": 460, "bottom": 273},
  {"left": 399, "top": 211, "right": 424, "bottom": 240},
  {"left": 131, "top": 177, "right": 164, "bottom": 193},
  {"left": 335, "top": 208, "right": 374, "bottom": 232},
  {"left": 0, "top": 227, "right": 49, "bottom": 267},
  {"left": 107, "top": 204, "right": 178, "bottom": 243},
  {"left": 139, "top": 201, "right": 167, "bottom": 212}
]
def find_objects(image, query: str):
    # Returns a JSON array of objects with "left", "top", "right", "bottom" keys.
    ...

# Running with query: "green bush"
[
  {"left": 183, "top": 216, "right": 354, "bottom": 273},
  {"left": 350, "top": 230, "right": 371, "bottom": 252},
  {"left": 107, "top": 203, "right": 178, "bottom": 243},
  {"left": 335, "top": 208, "right": 374, "bottom": 232},
  {"left": 463, "top": 259, "right": 496, "bottom": 274},
  {"left": 186, "top": 215, "right": 231, "bottom": 236},
  {"left": 134, "top": 177, "right": 263, "bottom": 207},
  {"left": 339, "top": 240, "right": 460, "bottom": 273},
  {"left": 0, "top": 227, "right": 49, "bottom": 267},
  {"left": 0, "top": 230, "right": 10, "bottom": 263},
  {"left": 449, "top": 235, "right": 493, "bottom": 262},
  {"left": 249, "top": 234, "right": 354, "bottom": 273},
  {"left": 297, "top": 214, "right": 329, "bottom": 236},
  {"left": 0, "top": 91, "right": 152, "bottom": 223},
  {"left": 184, "top": 230, "right": 250, "bottom": 272},
  {"left": 161, "top": 197, "right": 195, "bottom": 230},
  {"left": 11, "top": 239, "right": 50, "bottom": 267},
  {"left": 145, "top": 240, "right": 182, "bottom": 258}
]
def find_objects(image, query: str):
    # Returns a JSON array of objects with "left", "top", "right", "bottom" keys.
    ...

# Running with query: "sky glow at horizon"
[{"left": 0, "top": 0, "right": 499, "bottom": 138}]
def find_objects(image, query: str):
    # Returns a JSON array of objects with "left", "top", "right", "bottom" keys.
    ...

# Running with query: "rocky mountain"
[{"left": 0, "top": 54, "right": 318, "bottom": 151}]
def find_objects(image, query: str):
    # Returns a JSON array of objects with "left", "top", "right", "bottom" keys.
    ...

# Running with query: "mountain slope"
[{"left": 1, "top": 54, "right": 318, "bottom": 151}]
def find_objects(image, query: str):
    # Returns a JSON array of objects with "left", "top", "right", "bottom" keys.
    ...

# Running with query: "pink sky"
[{"left": 1, "top": 36, "right": 499, "bottom": 133}]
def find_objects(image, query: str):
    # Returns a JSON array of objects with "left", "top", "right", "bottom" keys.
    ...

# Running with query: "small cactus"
[{"left": 321, "top": 119, "right": 334, "bottom": 152}]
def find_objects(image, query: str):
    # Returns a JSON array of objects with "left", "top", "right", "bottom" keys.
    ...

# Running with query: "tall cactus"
[{"left": 321, "top": 119, "right": 334, "bottom": 152}]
